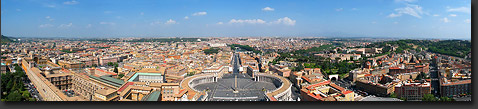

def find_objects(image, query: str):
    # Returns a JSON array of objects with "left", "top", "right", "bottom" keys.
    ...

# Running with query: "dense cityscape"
[
  {"left": 0, "top": 36, "right": 471, "bottom": 101},
  {"left": 0, "top": 0, "right": 472, "bottom": 102}
]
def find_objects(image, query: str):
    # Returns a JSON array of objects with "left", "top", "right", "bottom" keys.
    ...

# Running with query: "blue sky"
[{"left": 1, "top": 0, "right": 471, "bottom": 39}]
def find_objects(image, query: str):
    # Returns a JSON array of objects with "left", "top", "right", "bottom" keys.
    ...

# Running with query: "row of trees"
[
  {"left": 422, "top": 94, "right": 454, "bottom": 101},
  {"left": 271, "top": 44, "right": 360, "bottom": 78},
  {"left": 229, "top": 44, "right": 262, "bottom": 54},
  {"left": 203, "top": 47, "right": 221, "bottom": 55},
  {"left": 1, "top": 64, "right": 35, "bottom": 101},
  {"left": 292, "top": 44, "right": 334, "bottom": 55},
  {"left": 366, "top": 39, "right": 471, "bottom": 58},
  {"left": 389, "top": 93, "right": 454, "bottom": 101}
]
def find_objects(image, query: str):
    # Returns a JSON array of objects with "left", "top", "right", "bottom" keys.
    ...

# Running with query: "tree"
[
  {"left": 390, "top": 93, "right": 398, "bottom": 98},
  {"left": 114, "top": 63, "right": 119, "bottom": 67},
  {"left": 22, "top": 91, "right": 30, "bottom": 99},
  {"left": 203, "top": 47, "right": 221, "bottom": 55},
  {"left": 415, "top": 72, "right": 426, "bottom": 80},
  {"left": 117, "top": 74, "right": 124, "bottom": 79},
  {"left": 6, "top": 80, "right": 13, "bottom": 92},
  {"left": 6, "top": 91, "right": 22, "bottom": 101},
  {"left": 439, "top": 97, "right": 454, "bottom": 101},
  {"left": 14, "top": 65, "right": 22, "bottom": 72},
  {"left": 114, "top": 67, "right": 118, "bottom": 73},
  {"left": 187, "top": 71, "right": 196, "bottom": 76},
  {"left": 422, "top": 94, "right": 438, "bottom": 101}
]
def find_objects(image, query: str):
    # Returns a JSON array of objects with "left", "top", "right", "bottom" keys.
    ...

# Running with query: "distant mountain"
[{"left": 1, "top": 35, "right": 15, "bottom": 43}]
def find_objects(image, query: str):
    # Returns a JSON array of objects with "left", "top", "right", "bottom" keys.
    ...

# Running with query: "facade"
[
  {"left": 1, "top": 63, "right": 7, "bottom": 73},
  {"left": 439, "top": 79, "right": 471, "bottom": 97},
  {"left": 79, "top": 58, "right": 98, "bottom": 67},
  {"left": 117, "top": 82, "right": 180, "bottom": 101},
  {"left": 394, "top": 80, "right": 431, "bottom": 100},
  {"left": 45, "top": 69, "right": 73, "bottom": 91},
  {"left": 166, "top": 66, "right": 187, "bottom": 77},
  {"left": 71, "top": 72, "right": 123, "bottom": 100},
  {"left": 58, "top": 60, "right": 83, "bottom": 69},
  {"left": 93, "top": 88, "right": 119, "bottom": 101},
  {"left": 355, "top": 74, "right": 398, "bottom": 96},
  {"left": 269, "top": 65, "right": 292, "bottom": 77},
  {"left": 300, "top": 81, "right": 354, "bottom": 101},
  {"left": 99, "top": 56, "right": 118, "bottom": 66},
  {"left": 21, "top": 59, "right": 70, "bottom": 101},
  {"left": 389, "top": 64, "right": 429, "bottom": 75}
]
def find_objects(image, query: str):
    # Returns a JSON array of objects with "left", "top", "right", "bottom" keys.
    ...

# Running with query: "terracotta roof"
[
  {"left": 342, "top": 90, "right": 353, "bottom": 95},
  {"left": 306, "top": 80, "right": 331, "bottom": 90},
  {"left": 118, "top": 82, "right": 134, "bottom": 92}
]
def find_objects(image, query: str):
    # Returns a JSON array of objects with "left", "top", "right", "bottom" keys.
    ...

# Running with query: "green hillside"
[{"left": 1, "top": 35, "right": 14, "bottom": 44}]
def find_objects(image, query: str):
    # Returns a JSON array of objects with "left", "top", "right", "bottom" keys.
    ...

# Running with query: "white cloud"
[
  {"left": 441, "top": 17, "right": 450, "bottom": 23},
  {"left": 39, "top": 24, "right": 54, "bottom": 28},
  {"left": 192, "top": 12, "right": 207, "bottom": 16},
  {"left": 58, "top": 23, "right": 73, "bottom": 28},
  {"left": 217, "top": 22, "right": 224, "bottom": 25},
  {"left": 371, "top": 21, "right": 377, "bottom": 24},
  {"left": 388, "top": 13, "right": 401, "bottom": 18},
  {"left": 140, "top": 12, "right": 144, "bottom": 15},
  {"left": 165, "top": 19, "right": 176, "bottom": 24},
  {"left": 262, "top": 7, "right": 275, "bottom": 11},
  {"left": 229, "top": 19, "right": 266, "bottom": 24},
  {"left": 63, "top": 0, "right": 79, "bottom": 5},
  {"left": 100, "top": 22, "right": 116, "bottom": 25},
  {"left": 394, "top": 22, "right": 399, "bottom": 24},
  {"left": 184, "top": 16, "right": 189, "bottom": 20},
  {"left": 447, "top": 6, "right": 471, "bottom": 14},
  {"left": 335, "top": 8, "right": 344, "bottom": 11},
  {"left": 226, "top": 17, "right": 296, "bottom": 26},
  {"left": 270, "top": 17, "right": 296, "bottom": 26},
  {"left": 433, "top": 14, "right": 439, "bottom": 17},
  {"left": 45, "top": 16, "right": 54, "bottom": 21},
  {"left": 464, "top": 19, "right": 471, "bottom": 23},
  {"left": 351, "top": 8, "right": 358, "bottom": 11},
  {"left": 449, "top": 14, "right": 457, "bottom": 17},
  {"left": 150, "top": 21, "right": 161, "bottom": 26},
  {"left": 86, "top": 24, "right": 92, "bottom": 28},
  {"left": 388, "top": 4, "right": 425, "bottom": 18}
]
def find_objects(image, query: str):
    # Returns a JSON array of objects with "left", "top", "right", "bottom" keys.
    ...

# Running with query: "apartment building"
[{"left": 394, "top": 80, "right": 431, "bottom": 100}]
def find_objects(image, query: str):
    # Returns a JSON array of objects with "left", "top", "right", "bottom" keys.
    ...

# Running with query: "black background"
[{"left": 0, "top": 0, "right": 476, "bottom": 109}]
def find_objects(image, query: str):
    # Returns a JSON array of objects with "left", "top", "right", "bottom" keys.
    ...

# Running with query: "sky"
[{"left": 0, "top": 0, "right": 472, "bottom": 39}]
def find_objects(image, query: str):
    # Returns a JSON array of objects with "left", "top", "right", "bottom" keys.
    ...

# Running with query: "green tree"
[
  {"left": 6, "top": 91, "right": 22, "bottom": 101},
  {"left": 422, "top": 94, "right": 438, "bottom": 101},
  {"left": 117, "top": 74, "right": 125, "bottom": 79},
  {"left": 390, "top": 93, "right": 398, "bottom": 98},
  {"left": 439, "top": 97, "right": 454, "bottom": 101},
  {"left": 6, "top": 80, "right": 13, "bottom": 92},
  {"left": 114, "top": 67, "right": 119, "bottom": 73},
  {"left": 22, "top": 91, "right": 30, "bottom": 99}
]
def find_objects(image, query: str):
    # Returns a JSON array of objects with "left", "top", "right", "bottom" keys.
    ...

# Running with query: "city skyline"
[{"left": 1, "top": 0, "right": 472, "bottom": 39}]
